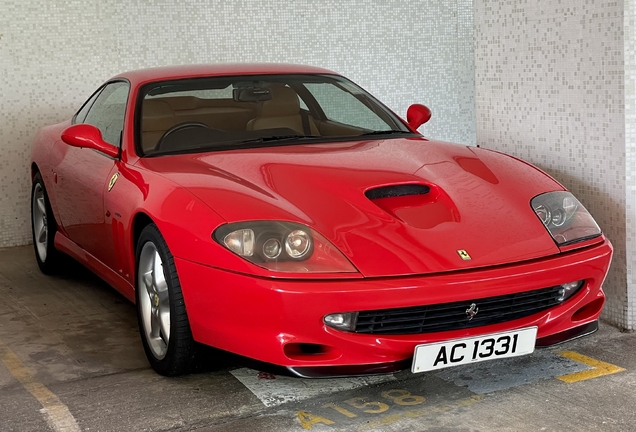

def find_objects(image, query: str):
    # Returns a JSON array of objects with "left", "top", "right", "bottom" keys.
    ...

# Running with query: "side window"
[
  {"left": 305, "top": 83, "right": 388, "bottom": 130},
  {"left": 83, "top": 81, "right": 130, "bottom": 146},
  {"left": 74, "top": 88, "right": 103, "bottom": 124}
]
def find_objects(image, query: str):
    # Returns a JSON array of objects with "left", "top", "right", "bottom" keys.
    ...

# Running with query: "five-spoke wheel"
[
  {"left": 135, "top": 224, "right": 197, "bottom": 375},
  {"left": 138, "top": 241, "right": 171, "bottom": 360},
  {"left": 31, "top": 172, "right": 59, "bottom": 273}
]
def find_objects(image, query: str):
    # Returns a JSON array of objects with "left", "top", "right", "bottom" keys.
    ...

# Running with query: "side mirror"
[
  {"left": 407, "top": 104, "right": 432, "bottom": 130},
  {"left": 61, "top": 124, "right": 120, "bottom": 159}
]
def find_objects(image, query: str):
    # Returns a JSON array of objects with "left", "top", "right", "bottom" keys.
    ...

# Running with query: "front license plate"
[{"left": 411, "top": 327, "right": 538, "bottom": 373}]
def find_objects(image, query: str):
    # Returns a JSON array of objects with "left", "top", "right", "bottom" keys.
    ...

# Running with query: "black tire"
[
  {"left": 31, "top": 172, "right": 60, "bottom": 274},
  {"left": 135, "top": 223, "right": 198, "bottom": 376}
]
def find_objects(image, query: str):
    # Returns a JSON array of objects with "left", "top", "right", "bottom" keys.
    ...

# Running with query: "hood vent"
[{"left": 365, "top": 184, "right": 430, "bottom": 200}]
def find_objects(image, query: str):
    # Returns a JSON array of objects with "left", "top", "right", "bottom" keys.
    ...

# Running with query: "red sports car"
[{"left": 30, "top": 64, "right": 612, "bottom": 377}]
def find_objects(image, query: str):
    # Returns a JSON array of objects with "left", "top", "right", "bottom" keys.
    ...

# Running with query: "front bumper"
[{"left": 177, "top": 238, "right": 612, "bottom": 375}]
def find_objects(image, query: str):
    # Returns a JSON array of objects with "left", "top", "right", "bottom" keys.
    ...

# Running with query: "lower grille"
[{"left": 355, "top": 285, "right": 564, "bottom": 335}]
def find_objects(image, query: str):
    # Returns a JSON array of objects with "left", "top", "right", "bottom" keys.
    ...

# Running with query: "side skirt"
[{"left": 54, "top": 232, "right": 136, "bottom": 302}]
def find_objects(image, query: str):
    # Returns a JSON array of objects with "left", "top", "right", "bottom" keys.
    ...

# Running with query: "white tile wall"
[
  {"left": 0, "top": 0, "right": 475, "bottom": 248},
  {"left": 475, "top": 0, "right": 632, "bottom": 329},
  {"left": 625, "top": 0, "right": 636, "bottom": 330}
]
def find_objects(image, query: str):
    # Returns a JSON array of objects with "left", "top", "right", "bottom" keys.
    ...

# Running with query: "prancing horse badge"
[
  {"left": 108, "top": 173, "right": 119, "bottom": 192},
  {"left": 457, "top": 250, "right": 471, "bottom": 260}
]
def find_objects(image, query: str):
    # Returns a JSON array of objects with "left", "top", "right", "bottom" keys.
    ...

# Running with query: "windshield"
[{"left": 137, "top": 74, "right": 415, "bottom": 156}]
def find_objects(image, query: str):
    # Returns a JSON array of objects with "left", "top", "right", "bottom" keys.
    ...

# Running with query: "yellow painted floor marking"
[
  {"left": 557, "top": 350, "right": 625, "bottom": 383},
  {"left": 0, "top": 339, "right": 80, "bottom": 432},
  {"left": 358, "top": 395, "right": 482, "bottom": 431}
]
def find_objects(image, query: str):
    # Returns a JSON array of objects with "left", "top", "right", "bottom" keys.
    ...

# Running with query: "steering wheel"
[{"left": 156, "top": 122, "right": 212, "bottom": 150}]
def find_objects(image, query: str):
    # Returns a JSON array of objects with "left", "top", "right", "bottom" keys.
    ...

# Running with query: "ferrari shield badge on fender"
[
  {"left": 457, "top": 249, "right": 471, "bottom": 260},
  {"left": 108, "top": 173, "right": 119, "bottom": 192}
]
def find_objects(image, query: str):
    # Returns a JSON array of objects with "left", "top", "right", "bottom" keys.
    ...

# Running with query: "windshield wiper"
[
  {"left": 359, "top": 130, "right": 416, "bottom": 137},
  {"left": 254, "top": 134, "right": 321, "bottom": 142},
  {"left": 150, "top": 135, "right": 324, "bottom": 156},
  {"left": 217, "top": 134, "right": 322, "bottom": 147}
]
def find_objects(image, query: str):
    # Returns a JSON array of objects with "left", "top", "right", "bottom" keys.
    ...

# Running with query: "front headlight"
[
  {"left": 531, "top": 192, "right": 601, "bottom": 246},
  {"left": 213, "top": 221, "right": 357, "bottom": 273}
]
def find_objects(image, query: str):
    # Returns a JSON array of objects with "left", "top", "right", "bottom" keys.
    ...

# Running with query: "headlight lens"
[
  {"left": 285, "top": 230, "right": 312, "bottom": 259},
  {"left": 531, "top": 192, "right": 601, "bottom": 246},
  {"left": 262, "top": 238, "right": 282, "bottom": 259},
  {"left": 213, "top": 221, "right": 357, "bottom": 273},
  {"left": 223, "top": 229, "right": 255, "bottom": 256}
]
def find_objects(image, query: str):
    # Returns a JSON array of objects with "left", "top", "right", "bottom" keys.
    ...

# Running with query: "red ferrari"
[{"left": 30, "top": 64, "right": 612, "bottom": 377}]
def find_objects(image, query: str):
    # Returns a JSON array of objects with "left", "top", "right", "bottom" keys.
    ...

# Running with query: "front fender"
[{"left": 122, "top": 164, "right": 295, "bottom": 281}]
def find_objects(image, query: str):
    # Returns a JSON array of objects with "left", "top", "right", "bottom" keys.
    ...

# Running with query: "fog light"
[
  {"left": 557, "top": 280, "right": 584, "bottom": 302},
  {"left": 324, "top": 312, "right": 358, "bottom": 331}
]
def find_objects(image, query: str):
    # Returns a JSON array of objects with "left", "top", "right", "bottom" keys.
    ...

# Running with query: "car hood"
[{"left": 139, "top": 138, "right": 562, "bottom": 277}]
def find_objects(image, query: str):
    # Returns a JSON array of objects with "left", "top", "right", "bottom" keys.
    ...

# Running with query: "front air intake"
[
  {"left": 365, "top": 184, "right": 430, "bottom": 200},
  {"left": 354, "top": 285, "right": 565, "bottom": 335}
]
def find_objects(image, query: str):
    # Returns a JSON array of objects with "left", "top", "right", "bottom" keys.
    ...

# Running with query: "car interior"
[{"left": 140, "top": 81, "right": 378, "bottom": 154}]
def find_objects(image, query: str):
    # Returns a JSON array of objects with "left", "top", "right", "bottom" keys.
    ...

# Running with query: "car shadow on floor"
[{"left": 50, "top": 253, "right": 235, "bottom": 375}]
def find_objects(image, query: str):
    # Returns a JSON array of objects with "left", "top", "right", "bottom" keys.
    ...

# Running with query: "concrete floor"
[{"left": 0, "top": 245, "right": 634, "bottom": 432}]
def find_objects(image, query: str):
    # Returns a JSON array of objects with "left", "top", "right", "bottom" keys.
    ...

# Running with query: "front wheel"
[
  {"left": 31, "top": 172, "right": 60, "bottom": 274},
  {"left": 136, "top": 224, "right": 198, "bottom": 376}
]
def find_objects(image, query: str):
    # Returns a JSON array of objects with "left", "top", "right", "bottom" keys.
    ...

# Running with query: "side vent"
[{"left": 365, "top": 184, "right": 430, "bottom": 200}]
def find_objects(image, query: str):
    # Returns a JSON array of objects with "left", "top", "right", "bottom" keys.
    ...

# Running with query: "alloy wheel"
[
  {"left": 32, "top": 183, "right": 48, "bottom": 263},
  {"left": 138, "top": 242, "right": 171, "bottom": 360}
]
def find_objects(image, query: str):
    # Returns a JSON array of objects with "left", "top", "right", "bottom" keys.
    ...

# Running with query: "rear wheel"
[
  {"left": 136, "top": 224, "right": 198, "bottom": 376},
  {"left": 31, "top": 172, "right": 59, "bottom": 274}
]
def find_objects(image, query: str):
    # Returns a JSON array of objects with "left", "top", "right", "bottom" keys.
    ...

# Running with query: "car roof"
[{"left": 114, "top": 63, "right": 339, "bottom": 87}]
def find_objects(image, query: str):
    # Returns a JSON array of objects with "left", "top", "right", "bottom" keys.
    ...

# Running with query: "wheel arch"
[
  {"left": 31, "top": 162, "right": 40, "bottom": 179},
  {"left": 31, "top": 163, "right": 62, "bottom": 232},
  {"left": 131, "top": 211, "right": 156, "bottom": 256}
]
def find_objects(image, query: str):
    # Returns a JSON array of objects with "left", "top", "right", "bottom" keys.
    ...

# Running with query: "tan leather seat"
[
  {"left": 141, "top": 99, "right": 176, "bottom": 151},
  {"left": 246, "top": 84, "right": 319, "bottom": 135}
]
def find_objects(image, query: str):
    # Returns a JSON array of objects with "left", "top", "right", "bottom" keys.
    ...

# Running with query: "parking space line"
[
  {"left": 557, "top": 351, "right": 625, "bottom": 383},
  {"left": 0, "top": 339, "right": 80, "bottom": 432}
]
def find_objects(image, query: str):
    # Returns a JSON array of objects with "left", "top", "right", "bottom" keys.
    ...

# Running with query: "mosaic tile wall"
[
  {"left": 0, "top": 0, "right": 475, "bottom": 248},
  {"left": 474, "top": 0, "right": 632, "bottom": 329},
  {"left": 625, "top": 0, "right": 636, "bottom": 330}
]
